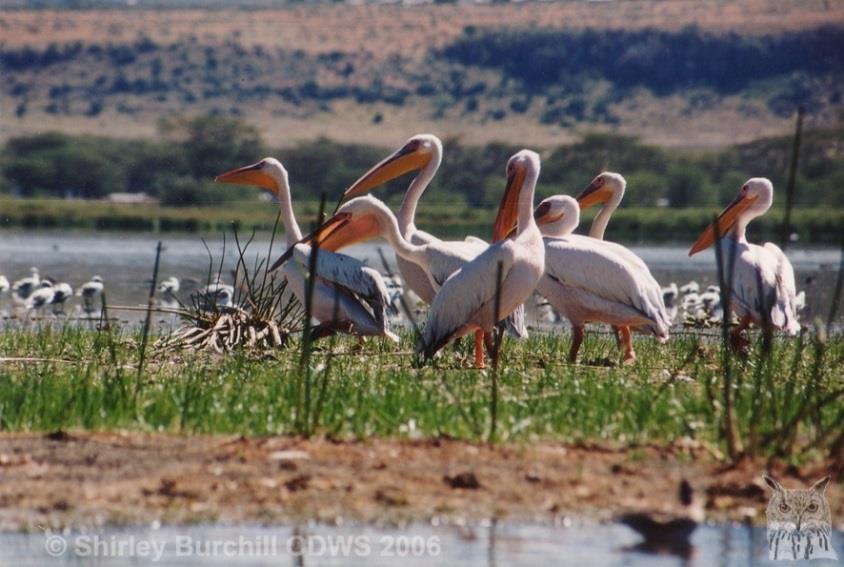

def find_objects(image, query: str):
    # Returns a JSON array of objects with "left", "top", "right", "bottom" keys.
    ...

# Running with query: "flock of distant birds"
[
  {"left": 2, "top": 133, "right": 809, "bottom": 367},
  {"left": 0, "top": 269, "right": 236, "bottom": 319},
  {"left": 0, "top": 268, "right": 104, "bottom": 317},
  {"left": 0, "top": 265, "right": 807, "bottom": 333}
]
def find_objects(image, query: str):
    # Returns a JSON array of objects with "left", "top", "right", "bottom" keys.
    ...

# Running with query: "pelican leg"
[
  {"left": 569, "top": 325, "right": 584, "bottom": 363},
  {"left": 619, "top": 325, "right": 636, "bottom": 364},
  {"left": 730, "top": 315, "right": 752, "bottom": 353},
  {"left": 611, "top": 325, "right": 622, "bottom": 348},
  {"left": 474, "top": 329, "right": 485, "bottom": 369}
]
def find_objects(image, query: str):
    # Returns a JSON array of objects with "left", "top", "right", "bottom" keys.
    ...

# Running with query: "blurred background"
[{"left": 0, "top": 0, "right": 842, "bottom": 243}]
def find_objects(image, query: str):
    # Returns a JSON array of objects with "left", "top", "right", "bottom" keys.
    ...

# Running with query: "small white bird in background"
[
  {"left": 25, "top": 281, "right": 55, "bottom": 317},
  {"left": 12, "top": 267, "right": 40, "bottom": 303},
  {"left": 159, "top": 276, "right": 180, "bottom": 296},
  {"left": 50, "top": 282, "right": 74, "bottom": 315},
  {"left": 680, "top": 281, "right": 699, "bottom": 295},
  {"left": 195, "top": 282, "right": 235, "bottom": 311},
  {"left": 794, "top": 290, "right": 807, "bottom": 314},
  {"left": 662, "top": 283, "right": 680, "bottom": 323},
  {"left": 0, "top": 275, "right": 9, "bottom": 295},
  {"left": 77, "top": 275, "right": 105, "bottom": 314}
]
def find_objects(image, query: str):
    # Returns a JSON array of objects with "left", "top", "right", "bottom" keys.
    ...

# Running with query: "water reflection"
[{"left": 5, "top": 521, "right": 837, "bottom": 566}]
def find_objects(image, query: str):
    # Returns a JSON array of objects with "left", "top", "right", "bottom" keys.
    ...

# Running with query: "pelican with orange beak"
[
  {"left": 576, "top": 171, "right": 627, "bottom": 241},
  {"left": 215, "top": 158, "right": 397, "bottom": 341},
  {"left": 340, "top": 134, "right": 490, "bottom": 304},
  {"left": 689, "top": 178, "right": 799, "bottom": 346},
  {"left": 418, "top": 150, "right": 544, "bottom": 364},
  {"left": 533, "top": 195, "right": 670, "bottom": 363},
  {"left": 576, "top": 172, "right": 670, "bottom": 339}
]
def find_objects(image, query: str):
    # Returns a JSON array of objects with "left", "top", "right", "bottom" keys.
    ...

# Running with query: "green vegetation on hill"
[{"left": 1, "top": 116, "right": 842, "bottom": 242}]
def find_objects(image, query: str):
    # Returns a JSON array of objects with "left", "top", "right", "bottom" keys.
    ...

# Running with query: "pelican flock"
[{"left": 1, "top": 136, "right": 809, "bottom": 368}]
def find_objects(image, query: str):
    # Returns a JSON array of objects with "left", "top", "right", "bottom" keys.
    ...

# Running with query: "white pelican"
[
  {"left": 340, "top": 134, "right": 527, "bottom": 339},
  {"left": 215, "top": 158, "right": 397, "bottom": 341},
  {"left": 77, "top": 275, "right": 104, "bottom": 314},
  {"left": 420, "top": 150, "right": 544, "bottom": 365},
  {"left": 533, "top": 195, "right": 670, "bottom": 363},
  {"left": 576, "top": 172, "right": 670, "bottom": 341},
  {"left": 689, "top": 177, "right": 800, "bottom": 345},
  {"left": 0, "top": 275, "right": 9, "bottom": 295},
  {"left": 12, "top": 267, "right": 40, "bottom": 303}
]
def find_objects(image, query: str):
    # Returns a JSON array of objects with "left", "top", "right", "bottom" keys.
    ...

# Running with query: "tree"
[{"left": 159, "top": 115, "right": 264, "bottom": 181}]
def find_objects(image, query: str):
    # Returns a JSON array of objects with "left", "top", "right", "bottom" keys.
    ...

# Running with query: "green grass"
[
  {"left": 0, "top": 324, "right": 841, "bottom": 465},
  {"left": 1, "top": 197, "right": 842, "bottom": 244}
]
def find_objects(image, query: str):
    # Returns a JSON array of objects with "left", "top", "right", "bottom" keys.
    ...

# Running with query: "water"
[
  {"left": 0, "top": 231, "right": 841, "bottom": 325},
  {"left": 0, "top": 521, "right": 841, "bottom": 566}
]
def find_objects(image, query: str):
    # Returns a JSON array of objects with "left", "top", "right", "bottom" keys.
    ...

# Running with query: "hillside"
[{"left": 2, "top": 2, "right": 843, "bottom": 148}]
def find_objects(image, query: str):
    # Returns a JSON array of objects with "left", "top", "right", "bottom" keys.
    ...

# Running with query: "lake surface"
[
  {"left": 0, "top": 521, "right": 841, "bottom": 566},
  {"left": 0, "top": 230, "right": 841, "bottom": 326}
]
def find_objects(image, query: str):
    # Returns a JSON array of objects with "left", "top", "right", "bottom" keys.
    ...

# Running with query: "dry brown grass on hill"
[
  {"left": 2, "top": 1, "right": 841, "bottom": 148},
  {"left": 2, "top": 1, "right": 843, "bottom": 53}
]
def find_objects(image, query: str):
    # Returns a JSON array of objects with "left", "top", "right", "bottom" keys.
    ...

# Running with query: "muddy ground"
[{"left": 0, "top": 432, "right": 841, "bottom": 532}]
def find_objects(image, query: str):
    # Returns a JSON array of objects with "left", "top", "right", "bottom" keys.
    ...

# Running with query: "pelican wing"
[
  {"left": 293, "top": 244, "right": 391, "bottom": 327},
  {"left": 762, "top": 242, "right": 800, "bottom": 333},
  {"left": 719, "top": 240, "right": 799, "bottom": 334},
  {"left": 543, "top": 237, "right": 670, "bottom": 337},
  {"left": 423, "top": 240, "right": 487, "bottom": 288},
  {"left": 414, "top": 231, "right": 527, "bottom": 338},
  {"left": 420, "top": 240, "right": 517, "bottom": 358}
]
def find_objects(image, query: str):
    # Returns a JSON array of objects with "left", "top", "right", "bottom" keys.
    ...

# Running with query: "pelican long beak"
[
  {"left": 269, "top": 213, "right": 351, "bottom": 273},
  {"left": 214, "top": 162, "right": 278, "bottom": 193},
  {"left": 576, "top": 178, "right": 612, "bottom": 210},
  {"left": 268, "top": 211, "right": 384, "bottom": 273},
  {"left": 533, "top": 201, "right": 561, "bottom": 227},
  {"left": 493, "top": 166, "right": 526, "bottom": 241},
  {"left": 689, "top": 193, "right": 758, "bottom": 256},
  {"left": 342, "top": 145, "right": 430, "bottom": 201}
]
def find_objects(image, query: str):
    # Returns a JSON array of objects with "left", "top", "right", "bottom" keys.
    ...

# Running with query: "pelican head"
[
  {"left": 342, "top": 134, "right": 442, "bottom": 201},
  {"left": 92, "top": 275, "right": 104, "bottom": 283},
  {"left": 214, "top": 157, "right": 288, "bottom": 195},
  {"left": 269, "top": 196, "right": 391, "bottom": 272},
  {"left": 493, "top": 150, "right": 541, "bottom": 241},
  {"left": 689, "top": 177, "right": 773, "bottom": 256},
  {"left": 313, "top": 195, "right": 390, "bottom": 251},
  {"left": 534, "top": 195, "right": 580, "bottom": 238},
  {"left": 576, "top": 171, "right": 626, "bottom": 211}
]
